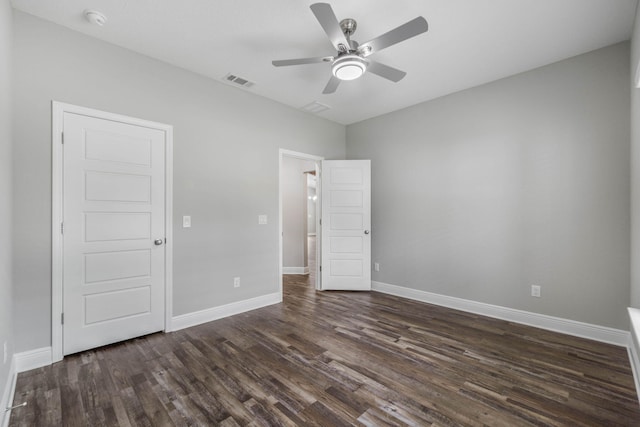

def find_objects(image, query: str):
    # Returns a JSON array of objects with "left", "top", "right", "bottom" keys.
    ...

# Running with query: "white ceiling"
[{"left": 10, "top": 0, "right": 639, "bottom": 125}]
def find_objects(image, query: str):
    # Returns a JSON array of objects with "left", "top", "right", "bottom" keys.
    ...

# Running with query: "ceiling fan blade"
[
  {"left": 359, "top": 16, "right": 428, "bottom": 57},
  {"left": 322, "top": 76, "right": 341, "bottom": 94},
  {"left": 272, "top": 56, "right": 333, "bottom": 67},
  {"left": 310, "top": 3, "right": 350, "bottom": 52},
  {"left": 367, "top": 61, "right": 407, "bottom": 82}
]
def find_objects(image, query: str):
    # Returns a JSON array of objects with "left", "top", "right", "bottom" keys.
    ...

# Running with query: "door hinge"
[
  {"left": 319, "top": 218, "right": 322, "bottom": 226},
  {"left": 320, "top": 265, "right": 322, "bottom": 272},
  {"left": 60, "top": 222, "right": 64, "bottom": 234},
  {"left": 61, "top": 132, "right": 64, "bottom": 144},
  {"left": 61, "top": 313, "right": 64, "bottom": 324}
]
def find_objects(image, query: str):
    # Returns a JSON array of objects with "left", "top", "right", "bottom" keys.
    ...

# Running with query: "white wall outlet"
[
  {"left": 3, "top": 341, "right": 7, "bottom": 364},
  {"left": 234, "top": 277, "right": 241, "bottom": 288},
  {"left": 531, "top": 285, "right": 541, "bottom": 298},
  {"left": 183, "top": 215, "right": 191, "bottom": 228},
  {"left": 258, "top": 214, "right": 267, "bottom": 225},
  {"left": 374, "top": 262, "right": 380, "bottom": 272}
]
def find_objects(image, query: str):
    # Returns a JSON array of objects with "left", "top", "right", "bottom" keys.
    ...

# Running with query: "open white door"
[{"left": 321, "top": 160, "right": 371, "bottom": 290}]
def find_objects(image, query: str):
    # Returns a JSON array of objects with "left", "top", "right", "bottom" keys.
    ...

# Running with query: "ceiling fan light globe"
[
  {"left": 332, "top": 55, "right": 367, "bottom": 81},
  {"left": 334, "top": 64, "right": 365, "bottom": 80}
]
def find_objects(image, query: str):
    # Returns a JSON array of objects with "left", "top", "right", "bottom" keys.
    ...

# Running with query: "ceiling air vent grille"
[
  {"left": 301, "top": 101, "right": 330, "bottom": 114},
  {"left": 223, "top": 73, "right": 255, "bottom": 88}
]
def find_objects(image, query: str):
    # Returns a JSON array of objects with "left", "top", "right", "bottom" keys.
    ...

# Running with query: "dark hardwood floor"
[{"left": 9, "top": 273, "right": 640, "bottom": 426}]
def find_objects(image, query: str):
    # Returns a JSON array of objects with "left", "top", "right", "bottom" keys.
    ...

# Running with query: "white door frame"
[
  {"left": 279, "top": 149, "right": 323, "bottom": 294},
  {"left": 51, "top": 101, "right": 174, "bottom": 362}
]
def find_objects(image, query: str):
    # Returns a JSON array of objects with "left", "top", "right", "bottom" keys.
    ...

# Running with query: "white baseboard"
[
  {"left": 283, "top": 267, "right": 309, "bottom": 275},
  {"left": 14, "top": 347, "right": 52, "bottom": 373},
  {"left": 1, "top": 347, "right": 51, "bottom": 427},
  {"left": 372, "top": 281, "right": 629, "bottom": 347},
  {"left": 1, "top": 357, "right": 16, "bottom": 427},
  {"left": 627, "top": 308, "right": 640, "bottom": 404},
  {"left": 171, "top": 292, "right": 282, "bottom": 332}
]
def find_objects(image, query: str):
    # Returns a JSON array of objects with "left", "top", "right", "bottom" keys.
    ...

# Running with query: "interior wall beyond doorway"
[
  {"left": 282, "top": 157, "right": 316, "bottom": 274},
  {"left": 307, "top": 174, "right": 317, "bottom": 235}
]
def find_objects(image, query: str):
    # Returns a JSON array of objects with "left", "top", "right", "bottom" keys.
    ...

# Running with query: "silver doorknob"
[
  {"left": 154, "top": 239, "right": 164, "bottom": 246},
  {"left": 364, "top": 230, "right": 370, "bottom": 235}
]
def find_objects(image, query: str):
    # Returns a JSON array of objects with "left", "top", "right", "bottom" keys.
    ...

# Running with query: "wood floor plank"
[{"left": 9, "top": 273, "right": 640, "bottom": 426}]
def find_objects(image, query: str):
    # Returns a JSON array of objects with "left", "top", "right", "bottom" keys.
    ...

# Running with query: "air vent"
[
  {"left": 301, "top": 101, "right": 330, "bottom": 114},
  {"left": 223, "top": 73, "right": 255, "bottom": 88}
]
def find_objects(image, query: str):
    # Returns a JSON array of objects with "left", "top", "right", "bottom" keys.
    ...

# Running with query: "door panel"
[
  {"left": 84, "top": 130, "right": 152, "bottom": 165},
  {"left": 84, "top": 286, "right": 151, "bottom": 325},
  {"left": 330, "top": 236, "right": 363, "bottom": 253},
  {"left": 84, "top": 212, "right": 151, "bottom": 242},
  {"left": 330, "top": 190, "right": 363, "bottom": 206},
  {"left": 330, "top": 213, "right": 363, "bottom": 229},
  {"left": 63, "top": 112, "right": 166, "bottom": 355},
  {"left": 85, "top": 172, "right": 151, "bottom": 202},
  {"left": 321, "top": 160, "right": 371, "bottom": 290},
  {"left": 84, "top": 249, "right": 151, "bottom": 283}
]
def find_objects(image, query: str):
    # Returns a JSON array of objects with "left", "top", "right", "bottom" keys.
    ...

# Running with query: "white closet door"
[{"left": 63, "top": 112, "right": 166, "bottom": 355}]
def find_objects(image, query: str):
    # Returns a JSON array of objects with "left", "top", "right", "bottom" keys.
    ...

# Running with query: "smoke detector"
[{"left": 84, "top": 10, "right": 107, "bottom": 26}]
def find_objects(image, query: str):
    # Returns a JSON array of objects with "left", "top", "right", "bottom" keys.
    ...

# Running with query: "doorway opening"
[{"left": 279, "top": 150, "right": 323, "bottom": 299}]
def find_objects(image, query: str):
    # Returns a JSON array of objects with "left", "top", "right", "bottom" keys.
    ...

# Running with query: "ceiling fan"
[{"left": 272, "top": 3, "right": 428, "bottom": 94}]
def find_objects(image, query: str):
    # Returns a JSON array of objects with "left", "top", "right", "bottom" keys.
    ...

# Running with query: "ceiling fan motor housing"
[{"left": 340, "top": 18, "right": 357, "bottom": 36}]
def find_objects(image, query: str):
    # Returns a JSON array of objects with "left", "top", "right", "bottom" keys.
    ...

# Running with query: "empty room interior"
[{"left": 6, "top": 0, "right": 640, "bottom": 425}]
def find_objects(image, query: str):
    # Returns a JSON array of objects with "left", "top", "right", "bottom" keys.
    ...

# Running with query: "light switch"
[
  {"left": 258, "top": 214, "right": 267, "bottom": 225},
  {"left": 183, "top": 215, "right": 191, "bottom": 228}
]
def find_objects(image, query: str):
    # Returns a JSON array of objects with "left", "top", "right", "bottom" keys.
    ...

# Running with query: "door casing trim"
[{"left": 51, "top": 101, "right": 174, "bottom": 362}]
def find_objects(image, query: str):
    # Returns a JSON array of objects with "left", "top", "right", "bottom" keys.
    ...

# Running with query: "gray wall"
[
  {"left": 347, "top": 43, "right": 631, "bottom": 329},
  {"left": 282, "top": 157, "right": 315, "bottom": 270},
  {"left": 0, "top": 0, "right": 14, "bottom": 413},
  {"left": 12, "top": 11, "right": 345, "bottom": 352},
  {"left": 631, "top": 5, "right": 640, "bottom": 309}
]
